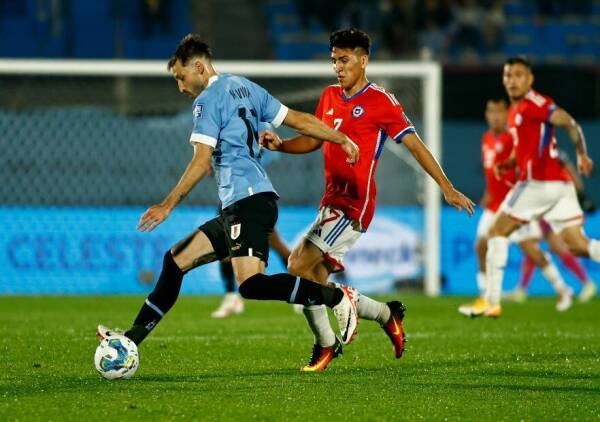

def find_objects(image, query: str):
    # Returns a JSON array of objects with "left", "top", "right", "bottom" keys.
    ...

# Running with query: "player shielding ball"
[
  {"left": 97, "top": 34, "right": 368, "bottom": 357},
  {"left": 462, "top": 56, "right": 600, "bottom": 318},
  {"left": 261, "top": 28, "right": 474, "bottom": 371}
]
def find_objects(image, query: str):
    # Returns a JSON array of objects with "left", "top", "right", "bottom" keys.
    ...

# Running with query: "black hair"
[
  {"left": 167, "top": 34, "right": 212, "bottom": 69},
  {"left": 329, "top": 28, "right": 370, "bottom": 55},
  {"left": 487, "top": 96, "right": 507, "bottom": 106},
  {"left": 505, "top": 56, "right": 532, "bottom": 70}
]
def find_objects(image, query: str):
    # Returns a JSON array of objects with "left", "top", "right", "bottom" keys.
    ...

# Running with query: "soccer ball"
[{"left": 94, "top": 335, "right": 139, "bottom": 379}]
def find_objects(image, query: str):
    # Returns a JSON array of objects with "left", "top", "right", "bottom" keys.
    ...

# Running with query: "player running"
[
  {"left": 461, "top": 56, "right": 600, "bottom": 318},
  {"left": 261, "top": 28, "right": 474, "bottom": 371},
  {"left": 97, "top": 34, "right": 365, "bottom": 353},
  {"left": 459, "top": 98, "right": 578, "bottom": 314}
]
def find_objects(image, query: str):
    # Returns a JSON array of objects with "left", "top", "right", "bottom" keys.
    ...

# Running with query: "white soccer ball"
[{"left": 94, "top": 335, "right": 139, "bottom": 380}]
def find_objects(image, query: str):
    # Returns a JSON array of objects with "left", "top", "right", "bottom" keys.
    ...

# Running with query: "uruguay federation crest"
[
  {"left": 193, "top": 103, "right": 204, "bottom": 119},
  {"left": 352, "top": 105, "right": 365, "bottom": 119}
]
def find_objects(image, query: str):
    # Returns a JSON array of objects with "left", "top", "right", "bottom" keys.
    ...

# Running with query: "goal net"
[{"left": 0, "top": 59, "right": 441, "bottom": 296}]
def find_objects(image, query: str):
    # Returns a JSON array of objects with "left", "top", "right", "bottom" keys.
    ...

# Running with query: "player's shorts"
[
  {"left": 199, "top": 192, "right": 278, "bottom": 263},
  {"left": 500, "top": 180, "right": 583, "bottom": 233},
  {"left": 476, "top": 208, "right": 542, "bottom": 243},
  {"left": 305, "top": 206, "right": 362, "bottom": 272}
]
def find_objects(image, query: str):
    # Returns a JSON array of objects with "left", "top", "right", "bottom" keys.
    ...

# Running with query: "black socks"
[
  {"left": 219, "top": 260, "right": 236, "bottom": 293},
  {"left": 125, "top": 251, "right": 184, "bottom": 345},
  {"left": 238, "top": 273, "right": 344, "bottom": 308}
]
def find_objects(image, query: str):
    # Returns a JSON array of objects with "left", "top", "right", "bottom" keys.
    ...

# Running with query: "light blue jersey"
[{"left": 189, "top": 74, "right": 288, "bottom": 208}]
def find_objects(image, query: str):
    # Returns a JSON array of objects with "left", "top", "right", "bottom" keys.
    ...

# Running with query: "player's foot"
[
  {"left": 556, "top": 287, "right": 573, "bottom": 312},
  {"left": 332, "top": 285, "right": 359, "bottom": 345},
  {"left": 503, "top": 287, "right": 527, "bottom": 303},
  {"left": 579, "top": 281, "right": 597, "bottom": 303},
  {"left": 300, "top": 338, "right": 343, "bottom": 372},
  {"left": 96, "top": 325, "right": 124, "bottom": 342},
  {"left": 458, "top": 297, "right": 501, "bottom": 318},
  {"left": 292, "top": 304, "right": 304, "bottom": 314},
  {"left": 211, "top": 293, "right": 244, "bottom": 319},
  {"left": 381, "top": 301, "right": 406, "bottom": 358}
]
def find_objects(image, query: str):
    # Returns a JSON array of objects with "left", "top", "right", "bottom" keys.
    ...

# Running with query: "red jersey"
[
  {"left": 507, "top": 89, "right": 570, "bottom": 182},
  {"left": 481, "top": 129, "right": 516, "bottom": 212},
  {"left": 315, "top": 83, "right": 415, "bottom": 230}
]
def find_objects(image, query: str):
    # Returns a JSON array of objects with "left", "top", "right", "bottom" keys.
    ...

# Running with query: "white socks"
[
  {"left": 302, "top": 305, "right": 336, "bottom": 347},
  {"left": 485, "top": 236, "right": 509, "bottom": 306},
  {"left": 589, "top": 239, "right": 600, "bottom": 262},
  {"left": 540, "top": 253, "right": 567, "bottom": 293},
  {"left": 476, "top": 271, "right": 486, "bottom": 294},
  {"left": 357, "top": 295, "right": 391, "bottom": 325}
]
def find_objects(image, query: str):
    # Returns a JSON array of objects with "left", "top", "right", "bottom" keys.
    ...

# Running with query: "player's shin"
[
  {"left": 303, "top": 305, "right": 336, "bottom": 347},
  {"left": 540, "top": 253, "right": 567, "bottom": 292},
  {"left": 238, "top": 273, "right": 344, "bottom": 308},
  {"left": 356, "top": 295, "right": 391, "bottom": 324},
  {"left": 125, "top": 251, "right": 185, "bottom": 345},
  {"left": 485, "top": 237, "right": 509, "bottom": 306}
]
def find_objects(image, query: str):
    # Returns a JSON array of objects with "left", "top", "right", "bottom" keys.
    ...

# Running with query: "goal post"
[{"left": 0, "top": 59, "right": 442, "bottom": 296}]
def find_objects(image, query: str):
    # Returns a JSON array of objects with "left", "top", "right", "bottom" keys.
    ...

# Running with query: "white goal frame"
[{"left": 0, "top": 59, "right": 442, "bottom": 296}]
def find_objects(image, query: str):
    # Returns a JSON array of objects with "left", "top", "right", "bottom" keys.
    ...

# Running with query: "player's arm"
[
  {"left": 549, "top": 108, "right": 593, "bottom": 176},
  {"left": 282, "top": 109, "right": 358, "bottom": 163},
  {"left": 480, "top": 189, "right": 490, "bottom": 208},
  {"left": 259, "top": 131, "right": 323, "bottom": 154},
  {"left": 402, "top": 132, "right": 475, "bottom": 215},
  {"left": 138, "top": 143, "right": 213, "bottom": 232}
]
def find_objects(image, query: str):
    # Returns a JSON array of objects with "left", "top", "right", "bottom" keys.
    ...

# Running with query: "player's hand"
[
  {"left": 443, "top": 187, "right": 476, "bottom": 216},
  {"left": 259, "top": 130, "right": 283, "bottom": 151},
  {"left": 137, "top": 204, "right": 172, "bottom": 232},
  {"left": 341, "top": 136, "right": 359, "bottom": 165},
  {"left": 577, "top": 153, "right": 594, "bottom": 177}
]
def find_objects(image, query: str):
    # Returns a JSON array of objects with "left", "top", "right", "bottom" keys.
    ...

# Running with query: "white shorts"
[
  {"left": 500, "top": 180, "right": 583, "bottom": 233},
  {"left": 305, "top": 206, "right": 362, "bottom": 272},
  {"left": 476, "top": 209, "right": 542, "bottom": 243}
]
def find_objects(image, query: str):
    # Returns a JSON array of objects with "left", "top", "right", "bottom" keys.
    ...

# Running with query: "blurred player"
[
  {"left": 261, "top": 28, "right": 475, "bottom": 371},
  {"left": 213, "top": 229, "right": 290, "bottom": 318},
  {"left": 460, "top": 98, "right": 574, "bottom": 314},
  {"left": 97, "top": 34, "right": 365, "bottom": 350},
  {"left": 462, "top": 56, "right": 600, "bottom": 318}
]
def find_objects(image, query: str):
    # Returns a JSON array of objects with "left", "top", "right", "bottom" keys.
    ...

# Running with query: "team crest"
[
  {"left": 193, "top": 103, "right": 204, "bottom": 119},
  {"left": 230, "top": 223, "right": 241, "bottom": 240},
  {"left": 515, "top": 113, "right": 522, "bottom": 126},
  {"left": 351, "top": 105, "right": 365, "bottom": 119}
]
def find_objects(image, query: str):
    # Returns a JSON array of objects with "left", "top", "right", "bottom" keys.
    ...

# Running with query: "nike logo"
[
  {"left": 391, "top": 317, "right": 401, "bottom": 336},
  {"left": 326, "top": 108, "right": 334, "bottom": 115}
]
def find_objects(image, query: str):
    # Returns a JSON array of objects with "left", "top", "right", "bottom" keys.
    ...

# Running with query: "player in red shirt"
[
  {"left": 463, "top": 56, "right": 600, "bottom": 318},
  {"left": 261, "top": 28, "right": 474, "bottom": 371},
  {"left": 460, "top": 98, "right": 580, "bottom": 315}
]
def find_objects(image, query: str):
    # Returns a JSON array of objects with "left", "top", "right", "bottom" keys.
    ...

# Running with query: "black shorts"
[{"left": 199, "top": 192, "right": 278, "bottom": 263}]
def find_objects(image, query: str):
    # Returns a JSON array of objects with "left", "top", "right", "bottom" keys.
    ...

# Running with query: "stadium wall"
[{"left": 1, "top": 206, "right": 598, "bottom": 296}]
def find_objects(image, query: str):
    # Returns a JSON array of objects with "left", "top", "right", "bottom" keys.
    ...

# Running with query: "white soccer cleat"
[
  {"left": 556, "top": 287, "right": 574, "bottom": 312},
  {"left": 292, "top": 304, "right": 304, "bottom": 314},
  {"left": 211, "top": 293, "right": 244, "bottom": 319},
  {"left": 332, "top": 285, "right": 359, "bottom": 345},
  {"left": 503, "top": 287, "right": 527, "bottom": 303},
  {"left": 579, "top": 282, "right": 597, "bottom": 303},
  {"left": 96, "top": 325, "right": 124, "bottom": 342}
]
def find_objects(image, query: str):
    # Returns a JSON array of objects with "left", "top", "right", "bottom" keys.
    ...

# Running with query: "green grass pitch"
[{"left": 1, "top": 295, "right": 599, "bottom": 420}]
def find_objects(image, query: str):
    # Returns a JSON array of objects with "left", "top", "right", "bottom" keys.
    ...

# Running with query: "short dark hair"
[
  {"left": 505, "top": 56, "right": 532, "bottom": 70},
  {"left": 487, "top": 96, "right": 507, "bottom": 106},
  {"left": 329, "top": 28, "right": 370, "bottom": 55},
  {"left": 167, "top": 34, "right": 212, "bottom": 69}
]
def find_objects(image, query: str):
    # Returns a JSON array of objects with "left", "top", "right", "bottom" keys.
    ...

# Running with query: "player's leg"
[
  {"left": 518, "top": 237, "right": 572, "bottom": 311},
  {"left": 98, "top": 219, "right": 226, "bottom": 345},
  {"left": 475, "top": 236, "right": 488, "bottom": 293},
  {"left": 270, "top": 228, "right": 291, "bottom": 267},
  {"left": 546, "top": 225, "right": 596, "bottom": 302},
  {"left": 212, "top": 258, "right": 245, "bottom": 318},
  {"left": 220, "top": 194, "right": 358, "bottom": 343}
]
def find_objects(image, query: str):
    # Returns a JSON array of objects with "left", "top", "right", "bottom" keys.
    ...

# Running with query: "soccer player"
[
  {"left": 459, "top": 98, "right": 575, "bottom": 314},
  {"left": 212, "top": 229, "right": 290, "bottom": 318},
  {"left": 97, "top": 34, "right": 365, "bottom": 350},
  {"left": 260, "top": 28, "right": 475, "bottom": 371},
  {"left": 462, "top": 56, "right": 600, "bottom": 318}
]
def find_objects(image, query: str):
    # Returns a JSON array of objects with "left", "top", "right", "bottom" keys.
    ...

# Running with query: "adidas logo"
[{"left": 326, "top": 108, "right": 334, "bottom": 115}]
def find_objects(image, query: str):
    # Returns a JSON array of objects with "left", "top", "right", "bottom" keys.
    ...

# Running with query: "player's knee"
[
  {"left": 287, "top": 255, "right": 308, "bottom": 277},
  {"left": 164, "top": 250, "right": 185, "bottom": 275}
]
